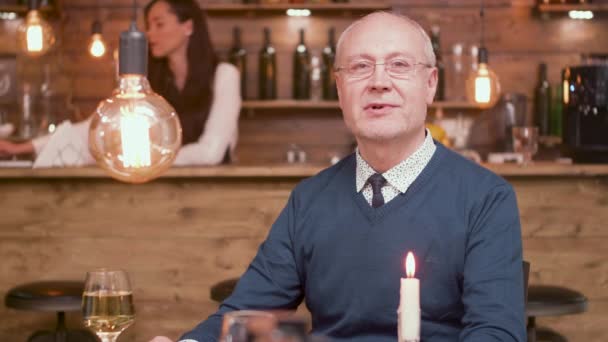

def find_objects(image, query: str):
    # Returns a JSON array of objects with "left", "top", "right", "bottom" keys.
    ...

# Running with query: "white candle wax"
[
  {"left": 398, "top": 277, "right": 420, "bottom": 341},
  {"left": 398, "top": 252, "right": 420, "bottom": 342}
]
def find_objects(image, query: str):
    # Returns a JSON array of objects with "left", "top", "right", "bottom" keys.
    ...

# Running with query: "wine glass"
[
  {"left": 82, "top": 269, "right": 135, "bottom": 342},
  {"left": 219, "top": 310, "right": 277, "bottom": 342},
  {"left": 512, "top": 126, "right": 539, "bottom": 165}
]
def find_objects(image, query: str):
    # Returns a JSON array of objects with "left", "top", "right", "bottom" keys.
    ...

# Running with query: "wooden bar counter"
[{"left": 1, "top": 163, "right": 607, "bottom": 341}]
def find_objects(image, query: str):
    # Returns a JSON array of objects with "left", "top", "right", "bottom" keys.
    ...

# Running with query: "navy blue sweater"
[{"left": 182, "top": 143, "right": 525, "bottom": 342}]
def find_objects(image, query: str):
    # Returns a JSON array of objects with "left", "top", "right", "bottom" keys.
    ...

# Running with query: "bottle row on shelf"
[
  {"left": 228, "top": 26, "right": 338, "bottom": 101},
  {"left": 240, "top": 0, "right": 349, "bottom": 4},
  {"left": 228, "top": 25, "right": 491, "bottom": 104}
]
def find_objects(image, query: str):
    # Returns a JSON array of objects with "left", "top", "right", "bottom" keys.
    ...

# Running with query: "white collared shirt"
[{"left": 356, "top": 129, "right": 436, "bottom": 206}]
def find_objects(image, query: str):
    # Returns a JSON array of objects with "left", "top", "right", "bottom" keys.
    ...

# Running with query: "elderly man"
[{"left": 152, "top": 11, "right": 525, "bottom": 342}]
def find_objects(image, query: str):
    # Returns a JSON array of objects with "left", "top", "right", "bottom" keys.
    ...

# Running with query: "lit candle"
[{"left": 398, "top": 251, "right": 420, "bottom": 342}]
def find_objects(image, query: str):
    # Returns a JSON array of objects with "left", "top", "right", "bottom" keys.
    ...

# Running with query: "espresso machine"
[{"left": 562, "top": 63, "right": 608, "bottom": 163}]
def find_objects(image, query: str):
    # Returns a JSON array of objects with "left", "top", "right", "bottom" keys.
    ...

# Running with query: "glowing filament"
[
  {"left": 120, "top": 112, "right": 151, "bottom": 168},
  {"left": 26, "top": 24, "right": 43, "bottom": 52},
  {"left": 90, "top": 34, "right": 106, "bottom": 58}
]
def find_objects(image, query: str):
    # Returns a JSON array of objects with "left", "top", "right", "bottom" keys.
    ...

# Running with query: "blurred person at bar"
[
  {"left": 150, "top": 12, "right": 525, "bottom": 342},
  {"left": 0, "top": 0, "right": 241, "bottom": 166}
]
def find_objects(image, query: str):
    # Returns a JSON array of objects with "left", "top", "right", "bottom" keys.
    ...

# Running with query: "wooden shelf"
[
  {"left": 2, "top": 163, "right": 608, "bottom": 179},
  {"left": 0, "top": 5, "right": 57, "bottom": 16},
  {"left": 243, "top": 100, "right": 339, "bottom": 109},
  {"left": 242, "top": 100, "right": 485, "bottom": 111},
  {"left": 538, "top": 3, "right": 608, "bottom": 12},
  {"left": 203, "top": 2, "right": 390, "bottom": 15},
  {"left": 430, "top": 101, "right": 485, "bottom": 110}
]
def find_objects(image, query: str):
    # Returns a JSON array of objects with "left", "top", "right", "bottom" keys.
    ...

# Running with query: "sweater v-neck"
[{"left": 347, "top": 142, "right": 447, "bottom": 224}]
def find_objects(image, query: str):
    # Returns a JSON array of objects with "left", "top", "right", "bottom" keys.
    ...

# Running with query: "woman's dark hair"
[{"left": 144, "top": 0, "right": 218, "bottom": 123}]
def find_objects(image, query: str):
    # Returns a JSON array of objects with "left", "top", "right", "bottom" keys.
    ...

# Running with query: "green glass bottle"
[
  {"left": 534, "top": 63, "right": 551, "bottom": 136},
  {"left": 550, "top": 83, "right": 562, "bottom": 137},
  {"left": 229, "top": 26, "right": 247, "bottom": 100},
  {"left": 293, "top": 28, "right": 310, "bottom": 100},
  {"left": 430, "top": 25, "right": 445, "bottom": 101},
  {"left": 258, "top": 27, "right": 277, "bottom": 100},
  {"left": 322, "top": 27, "right": 338, "bottom": 101}
]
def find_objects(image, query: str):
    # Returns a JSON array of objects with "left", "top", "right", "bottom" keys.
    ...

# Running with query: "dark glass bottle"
[
  {"left": 258, "top": 27, "right": 277, "bottom": 100},
  {"left": 229, "top": 26, "right": 247, "bottom": 100},
  {"left": 550, "top": 83, "right": 562, "bottom": 137},
  {"left": 292, "top": 28, "right": 310, "bottom": 100},
  {"left": 430, "top": 25, "right": 445, "bottom": 101},
  {"left": 534, "top": 62, "right": 551, "bottom": 136},
  {"left": 322, "top": 27, "right": 338, "bottom": 101}
]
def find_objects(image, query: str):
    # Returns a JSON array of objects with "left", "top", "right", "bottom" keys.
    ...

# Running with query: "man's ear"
[{"left": 426, "top": 67, "right": 438, "bottom": 104}]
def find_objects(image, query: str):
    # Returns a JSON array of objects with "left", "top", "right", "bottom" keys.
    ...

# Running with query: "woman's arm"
[
  {"left": 0, "top": 139, "right": 35, "bottom": 157},
  {"left": 173, "top": 63, "right": 242, "bottom": 165}
]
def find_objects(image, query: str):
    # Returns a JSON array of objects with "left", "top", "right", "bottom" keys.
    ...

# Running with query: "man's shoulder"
[
  {"left": 436, "top": 143, "right": 511, "bottom": 190},
  {"left": 292, "top": 153, "right": 354, "bottom": 199}
]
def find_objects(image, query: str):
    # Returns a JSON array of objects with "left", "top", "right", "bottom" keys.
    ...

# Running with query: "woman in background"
[{"left": 0, "top": 0, "right": 241, "bottom": 166}]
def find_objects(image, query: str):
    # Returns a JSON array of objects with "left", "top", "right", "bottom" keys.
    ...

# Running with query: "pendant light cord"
[
  {"left": 480, "top": 0, "right": 485, "bottom": 48},
  {"left": 132, "top": 0, "right": 137, "bottom": 24}
]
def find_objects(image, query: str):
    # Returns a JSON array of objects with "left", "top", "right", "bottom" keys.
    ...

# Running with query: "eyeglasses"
[{"left": 335, "top": 58, "right": 433, "bottom": 80}]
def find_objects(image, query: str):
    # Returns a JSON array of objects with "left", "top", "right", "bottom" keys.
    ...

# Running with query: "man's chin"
[{"left": 357, "top": 129, "right": 401, "bottom": 143}]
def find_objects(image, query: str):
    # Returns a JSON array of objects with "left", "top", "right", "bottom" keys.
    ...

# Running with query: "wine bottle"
[
  {"left": 229, "top": 26, "right": 247, "bottom": 100},
  {"left": 534, "top": 62, "right": 551, "bottom": 136},
  {"left": 258, "top": 27, "right": 277, "bottom": 100},
  {"left": 550, "top": 83, "right": 562, "bottom": 138},
  {"left": 293, "top": 28, "right": 310, "bottom": 100},
  {"left": 449, "top": 43, "right": 466, "bottom": 101},
  {"left": 430, "top": 25, "right": 445, "bottom": 101},
  {"left": 322, "top": 27, "right": 338, "bottom": 101},
  {"left": 310, "top": 54, "right": 322, "bottom": 101}
]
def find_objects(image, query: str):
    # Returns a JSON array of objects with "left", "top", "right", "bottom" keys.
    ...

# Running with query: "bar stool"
[
  {"left": 210, "top": 278, "right": 239, "bottom": 303},
  {"left": 4, "top": 280, "right": 97, "bottom": 342},
  {"left": 526, "top": 285, "right": 588, "bottom": 342}
]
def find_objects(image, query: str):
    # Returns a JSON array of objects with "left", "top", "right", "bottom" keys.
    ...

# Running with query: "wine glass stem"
[{"left": 523, "top": 151, "right": 532, "bottom": 165}]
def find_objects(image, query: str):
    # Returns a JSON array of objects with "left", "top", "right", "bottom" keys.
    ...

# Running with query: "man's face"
[{"left": 335, "top": 15, "right": 437, "bottom": 144}]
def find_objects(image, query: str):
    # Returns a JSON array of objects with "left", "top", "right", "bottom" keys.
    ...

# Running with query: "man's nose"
[{"left": 368, "top": 64, "right": 392, "bottom": 92}]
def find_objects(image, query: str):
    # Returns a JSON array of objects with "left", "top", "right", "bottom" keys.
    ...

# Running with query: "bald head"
[{"left": 335, "top": 12, "right": 435, "bottom": 69}]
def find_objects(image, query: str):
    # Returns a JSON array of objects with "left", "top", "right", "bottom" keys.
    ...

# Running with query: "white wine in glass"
[{"left": 82, "top": 269, "right": 135, "bottom": 342}]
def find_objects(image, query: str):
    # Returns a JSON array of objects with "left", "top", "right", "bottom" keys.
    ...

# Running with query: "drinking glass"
[
  {"left": 82, "top": 269, "right": 135, "bottom": 342},
  {"left": 512, "top": 126, "right": 539, "bottom": 165},
  {"left": 220, "top": 310, "right": 277, "bottom": 342}
]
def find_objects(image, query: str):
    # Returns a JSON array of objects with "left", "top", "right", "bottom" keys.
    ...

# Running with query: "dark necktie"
[{"left": 367, "top": 173, "right": 387, "bottom": 208}]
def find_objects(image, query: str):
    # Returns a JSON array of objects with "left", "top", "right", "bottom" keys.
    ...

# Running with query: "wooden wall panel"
[
  {"left": 0, "top": 175, "right": 607, "bottom": 341},
  {"left": 40, "top": 0, "right": 608, "bottom": 164},
  {"left": 2, "top": 0, "right": 606, "bottom": 163}
]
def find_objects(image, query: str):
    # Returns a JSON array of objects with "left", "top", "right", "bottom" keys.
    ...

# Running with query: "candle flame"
[{"left": 405, "top": 252, "right": 416, "bottom": 278}]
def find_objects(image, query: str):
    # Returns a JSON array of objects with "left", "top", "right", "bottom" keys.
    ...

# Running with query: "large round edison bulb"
[
  {"left": 465, "top": 62, "right": 501, "bottom": 109},
  {"left": 16, "top": 10, "right": 55, "bottom": 57},
  {"left": 89, "top": 33, "right": 107, "bottom": 58},
  {"left": 89, "top": 75, "right": 182, "bottom": 183}
]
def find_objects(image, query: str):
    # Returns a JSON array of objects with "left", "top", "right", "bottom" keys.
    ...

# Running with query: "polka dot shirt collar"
[{"left": 356, "top": 129, "right": 437, "bottom": 194}]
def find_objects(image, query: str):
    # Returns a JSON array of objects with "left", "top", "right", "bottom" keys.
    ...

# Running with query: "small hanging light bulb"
[
  {"left": 465, "top": 0, "right": 500, "bottom": 108},
  {"left": 89, "top": 20, "right": 107, "bottom": 58},
  {"left": 16, "top": 0, "right": 55, "bottom": 57},
  {"left": 466, "top": 47, "right": 501, "bottom": 108}
]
